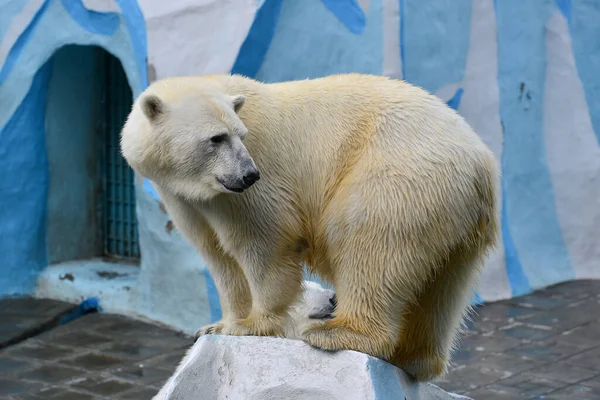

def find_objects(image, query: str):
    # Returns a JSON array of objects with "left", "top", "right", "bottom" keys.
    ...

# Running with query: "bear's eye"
[{"left": 210, "top": 134, "right": 228, "bottom": 144}]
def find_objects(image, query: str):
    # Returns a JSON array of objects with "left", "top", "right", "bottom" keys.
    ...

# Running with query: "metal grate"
[{"left": 99, "top": 49, "right": 140, "bottom": 260}]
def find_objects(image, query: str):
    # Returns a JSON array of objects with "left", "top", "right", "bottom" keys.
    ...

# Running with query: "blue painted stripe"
[
  {"left": 231, "top": 0, "right": 283, "bottom": 78},
  {"left": 446, "top": 88, "right": 464, "bottom": 111},
  {"left": 401, "top": 0, "right": 471, "bottom": 94},
  {"left": 367, "top": 358, "right": 405, "bottom": 399},
  {"left": 471, "top": 290, "right": 485, "bottom": 306},
  {"left": 496, "top": 0, "right": 574, "bottom": 291},
  {"left": 501, "top": 180, "right": 530, "bottom": 297},
  {"left": 203, "top": 268, "right": 223, "bottom": 323},
  {"left": 567, "top": 2, "right": 600, "bottom": 147},
  {"left": 143, "top": 178, "right": 161, "bottom": 201},
  {"left": 115, "top": 0, "right": 149, "bottom": 91},
  {"left": 0, "top": 61, "right": 52, "bottom": 296},
  {"left": 60, "top": 0, "right": 119, "bottom": 36},
  {"left": 399, "top": 0, "right": 405, "bottom": 79},
  {"left": 320, "top": 0, "right": 366, "bottom": 34},
  {"left": 0, "top": 0, "right": 50, "bottom": 85},
  {"left": 554, "top": 0, "right": 571, "bottom": 20},
  {"left": 253, "top": 0, "right": 383, "bottom": 83}
]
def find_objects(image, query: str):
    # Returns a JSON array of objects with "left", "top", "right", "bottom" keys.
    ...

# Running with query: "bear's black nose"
[{"left": 243, "top": 170, "right": 260, "bottom": 188}]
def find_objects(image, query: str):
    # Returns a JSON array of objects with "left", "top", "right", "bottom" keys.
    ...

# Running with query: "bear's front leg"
[
  {"left": 223, "top": 251, "right": 304, "bottom": 337},
  {"left": 193, "top": 249, "right": 253, "bottom": 341},
  {"left": 152, "top": 188, "right": 253, "bottom": 342}
]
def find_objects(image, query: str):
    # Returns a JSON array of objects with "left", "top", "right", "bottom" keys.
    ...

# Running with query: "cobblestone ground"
[
  {"left": 0, "top": 279, "right": 599, "bottom": 399},
  {"left": 435, "top": 279, "right": 600, "bottom": 399}
]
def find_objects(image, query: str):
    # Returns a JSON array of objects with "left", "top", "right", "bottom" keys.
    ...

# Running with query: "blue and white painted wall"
[
  {"left": 0, "top": 0, "right": 147, "bottom": 294},
  {"left": 1, "top": 0, "right": 598, "bottom": 334}
]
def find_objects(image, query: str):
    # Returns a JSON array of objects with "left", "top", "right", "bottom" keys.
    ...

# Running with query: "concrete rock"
[{"left": 154, "top": 335, "right": 471, "bottom": 400}]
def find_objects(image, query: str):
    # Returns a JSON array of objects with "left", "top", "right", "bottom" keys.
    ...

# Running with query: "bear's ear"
[
  {"left": 141, "top": 94, "right": 164, "bottom": 121},
  {"left": 230, "top": 94, "right": 246, "bottom": 114}
]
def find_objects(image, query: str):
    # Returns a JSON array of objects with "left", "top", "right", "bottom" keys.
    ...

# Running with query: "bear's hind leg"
[
  {"left": 301, "top": 236, "right": 425, "bottom": 361},
  {"left": 389, "top": 246, "right": 484, "bottom": 381}
]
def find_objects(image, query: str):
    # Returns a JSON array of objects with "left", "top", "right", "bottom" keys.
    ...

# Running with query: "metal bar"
[{"left": 100, "top": 51, "right": 139, "bottom": 261}]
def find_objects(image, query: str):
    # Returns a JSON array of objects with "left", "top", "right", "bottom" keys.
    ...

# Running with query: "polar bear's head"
[
  {"left": 285, "top": 280, "right": 337, "bottom": 340},
  {"left": 120, "top": 79, "right": 260, "bottom": 201}
]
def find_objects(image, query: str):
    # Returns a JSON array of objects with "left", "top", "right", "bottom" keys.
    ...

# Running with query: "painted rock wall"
[
  {"left": 228, "top": 0, "right": 600, "bottom": 303},
  {"left": 141, "top": 0, "right": 600, "bottom": 315},
  {"left": 1, "top": 0, "right": 599, "bottom": 333},
  {"left": 0, "top": 0, "right": 147, "bottom": 295}
]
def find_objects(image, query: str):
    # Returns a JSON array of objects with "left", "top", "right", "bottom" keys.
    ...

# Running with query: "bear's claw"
[{"left": 194, "top": 321, "right": 225, "bottom": 341}]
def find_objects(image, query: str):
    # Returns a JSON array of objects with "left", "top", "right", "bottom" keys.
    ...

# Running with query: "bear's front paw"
[
  {"left": 194, "top": 321, "right": 226, "bottom": 341},
  {"left": 223, "top": 314, "right": 286, "bottom": 337}
]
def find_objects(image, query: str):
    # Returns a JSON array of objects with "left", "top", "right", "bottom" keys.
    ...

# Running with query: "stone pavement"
[
  {"left": 0, "top": 309, "right": 190, "bottom": 399},
  {"left": 434, "top": 279, "right": 600, "bottom": 399},
  {"left": 0, "top": 279, "right": 599, "bottom": 399}
]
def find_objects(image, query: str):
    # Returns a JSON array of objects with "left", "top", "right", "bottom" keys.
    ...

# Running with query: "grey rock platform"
[{"left": 153, "top": 335, "right": 471, "bottom": 400}]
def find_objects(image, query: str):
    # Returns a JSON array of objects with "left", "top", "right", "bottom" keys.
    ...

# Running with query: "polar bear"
[{"left": 121, "top": 73, "right": 499, "bottom": 381}]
